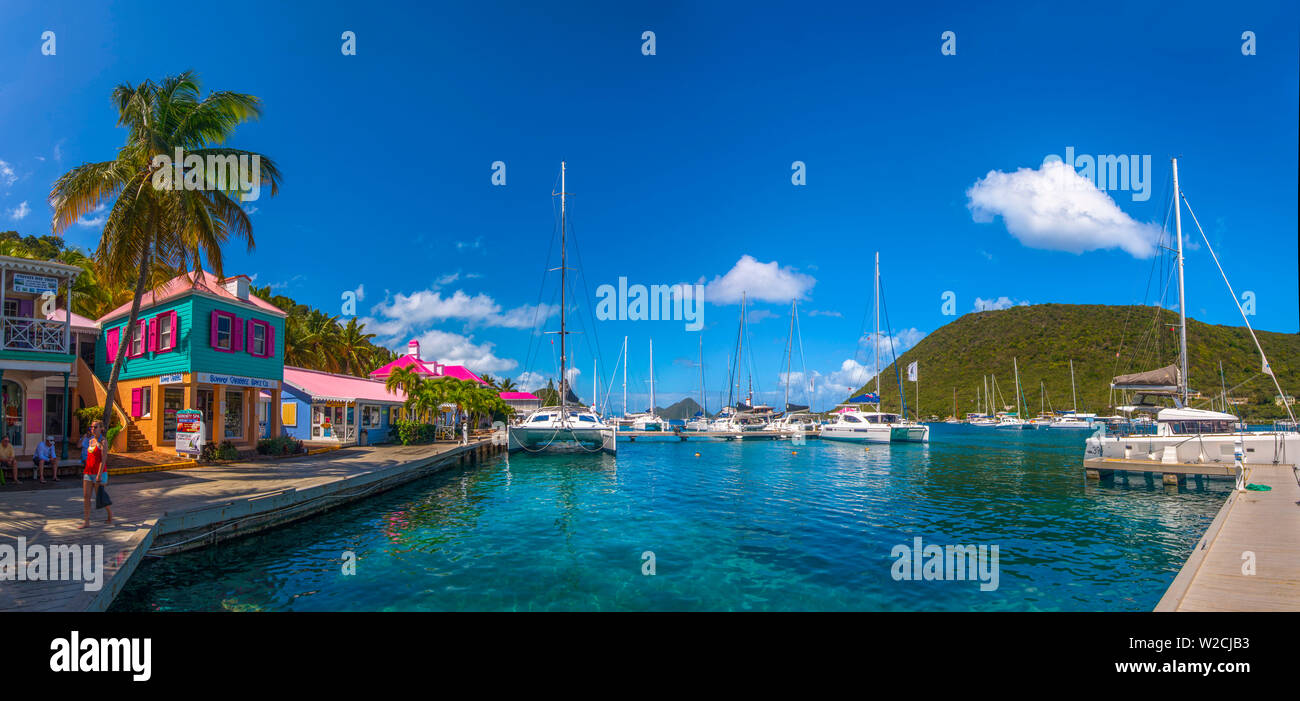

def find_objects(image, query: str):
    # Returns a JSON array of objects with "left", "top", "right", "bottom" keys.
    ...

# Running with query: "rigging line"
[
  {"left": 521, "top": 283, "right": 563, "bottom": 385},
  {"left": 794, "top": 302, "right": 812, "bottom": 408},
  {"left": 521, "top": 188, "right": 562, "bottom": 382},
  {"left": 1181, "top": 191, "right": 1297, "bottom": 424},
  {"left": 1117, "top": 189, "right": 1177, "bottom": 380},
  {"left": 564, "top": 212, "right": 607, "bottom": 372},
  {"left": 878, "top": 273, "right": 907, "bottom": 418}
]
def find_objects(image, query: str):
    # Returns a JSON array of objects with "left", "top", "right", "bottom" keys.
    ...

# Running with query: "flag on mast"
[{"left": 907, "top": 361, "right": 918, "bottom": 382}]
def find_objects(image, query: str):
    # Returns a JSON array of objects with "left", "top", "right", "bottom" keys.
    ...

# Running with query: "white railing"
[{"left": 2, "top": 317, "right": 69, "bottom": 353}]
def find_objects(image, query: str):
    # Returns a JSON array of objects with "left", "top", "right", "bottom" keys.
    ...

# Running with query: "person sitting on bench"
[
  {"left": 0, "top": 436, "right": 15, "bottom": 484},
  {"left": 33, "top": 435, "right": 60, "bottom": 483}
]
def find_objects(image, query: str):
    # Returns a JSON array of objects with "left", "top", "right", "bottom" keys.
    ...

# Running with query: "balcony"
[
  {"left": 2, "top": 317, "right": 71, "bottom": 354},
  {"left": 0, "top": 255, "right": 83, "bottom": 358}
]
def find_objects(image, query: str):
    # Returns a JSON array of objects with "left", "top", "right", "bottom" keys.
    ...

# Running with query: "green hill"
[
  {"left": 658, "top": 397, "right": 704, "bottom": 421},
  {"left": 852, "top": 304, "right": 1300, "bottom": 422}
]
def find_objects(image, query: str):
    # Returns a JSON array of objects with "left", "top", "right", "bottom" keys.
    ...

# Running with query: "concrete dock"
[{"left": 0, "top": 440, "right": 501, "bottom": 612}]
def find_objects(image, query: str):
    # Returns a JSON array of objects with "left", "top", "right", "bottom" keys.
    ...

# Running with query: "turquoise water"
[{"left": 110, "top": 426, "right": 1228, "bottom": 611}]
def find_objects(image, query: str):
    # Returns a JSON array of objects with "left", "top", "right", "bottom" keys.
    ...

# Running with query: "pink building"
[{"left": 368, "top": 340, "right": 489, "bottom": 386}]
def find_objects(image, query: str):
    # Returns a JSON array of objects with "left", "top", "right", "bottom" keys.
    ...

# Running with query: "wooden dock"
[
  {"left": 1154, "top": 463, "right": 1300, "bottom": 611},
  {"left": 619, "top": 429, "right": 817, "bottom": 441},
  {"left": 0, "top": 440, "right": 500, "bottom": 612}
]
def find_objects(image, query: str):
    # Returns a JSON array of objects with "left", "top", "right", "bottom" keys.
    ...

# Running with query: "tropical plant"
[{"left": 49, "top": 71, "right": 280, "bottom": 463}]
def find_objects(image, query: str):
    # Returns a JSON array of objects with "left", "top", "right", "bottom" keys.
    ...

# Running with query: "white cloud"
[
  {"left": 77, "top": 203, "right": 107, "bottom": 227},
  {"left": 7, "top": 200, "right": 30, "bottom": 221},
  {"left": 966, "top": 160, "right": 1161, "bottom": 258},
  {"left": 704, "top": 255, "right": 816, "bottom": 304},
  {"left": 405, "top": 329, "right": 517, "bottom": 373},
  {"left": 973, "top": 296, "right": 1029, "bottom": 311},
  {"left": 516, "top": 371, "right": 548, "bottom": 390},
  {"left": 0, "top": 160, "right": 16, "bottom": 187},
  {"left": 367, "top": 287, "right": 558, "bottom": 338},
  {"left": 808, "top": 309, "right": 842, "bottom": 317}
]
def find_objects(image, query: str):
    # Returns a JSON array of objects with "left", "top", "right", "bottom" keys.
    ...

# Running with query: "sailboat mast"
[
  {"left": 1013, "top": 358, "right": 1022, "bottom": 418},
  {"left": 559, "top": 161, "right": 568, "bottom": 417},
  {"left": 1172, "top": 157, "right": 1189, "bottom": 406},
  {"left": 699, "top": 334, "right": 705, "bottom": 415},
  {"left": 649, "top": 338, "right": 655, "bottom": 414},
  {"left": 874, "top": 252, "right": 881, "bottom": 403},
  {"left": 1070, "top": 358, "right": 1078, "bottom": 413},
  {"left": 784, "top": 300, "right": 795, "bottom": 409},
  {"left": 622, "top": 335, "right": 627, "bottom": 416}
]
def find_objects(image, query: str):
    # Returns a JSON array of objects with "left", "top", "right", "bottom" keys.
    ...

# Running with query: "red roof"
[
  {"left": 97, "top": 270, "right": 286, "bottom": 323},
  {"left": 284, "top": 366, "right": 406, "bottom": 404}
]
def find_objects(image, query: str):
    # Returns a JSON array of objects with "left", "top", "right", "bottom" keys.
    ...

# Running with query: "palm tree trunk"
[{"left": 101, "top": 249, "right": 152, "bottom": 463}]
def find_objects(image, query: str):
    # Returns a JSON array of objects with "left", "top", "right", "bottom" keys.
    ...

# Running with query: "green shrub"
[
  {"left": 393, "top": 420, "right": 438, "bottom": 445},
  {"left": 217, "top": 440, "right": 240, "bottom": 461},
  {"left": 257, "top": 434, "right": 303, "bottom": 456}
]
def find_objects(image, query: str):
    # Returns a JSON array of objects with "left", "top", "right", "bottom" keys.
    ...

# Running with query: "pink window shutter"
[
  {"left": 148, "top": 317, "right": 158, "bottom": 353},
  {"left": 130, "top": 388, "right": 142, "bottom": 418},
  {"left": 246, "top": 319, "right": 256, "bottom": 355},
  {"left": 210, "top": 311, "right": 221, "bottom": 349},
  {"left": 232, "top": 316, "right": 245, "bottom": 352},
  {"left": 167, "top": 310, "right": 179, "bottom": 351},
  {"left": 266, "top": 324, "right": 276, "bottom": 358},
  {"left": 106, "top": 328, "right": 120, "bottom": 359}
]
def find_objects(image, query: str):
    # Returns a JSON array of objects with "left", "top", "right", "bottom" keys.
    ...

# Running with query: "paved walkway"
[{"left": 0, "top": 441, "right": 483, "bottom": 612}]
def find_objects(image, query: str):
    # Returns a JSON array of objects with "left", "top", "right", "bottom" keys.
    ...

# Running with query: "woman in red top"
[{"left": 79, "top": 420, "right": 112, "bottom": 528}]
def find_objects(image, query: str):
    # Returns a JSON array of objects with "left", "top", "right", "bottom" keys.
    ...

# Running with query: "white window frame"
[{"left": 216, "top": 315, "right": 232, "bottom": 350}]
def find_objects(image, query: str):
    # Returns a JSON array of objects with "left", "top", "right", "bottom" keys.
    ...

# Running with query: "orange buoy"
[{"left": 694, "top": 452, "right": 701, "bottom": 457}]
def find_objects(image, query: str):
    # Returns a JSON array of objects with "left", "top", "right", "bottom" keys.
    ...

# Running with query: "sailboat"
[
  {"left": 508, "top": 163, "right": 617, "bottom": 455},
  {"left": 624, "top": 339, "right": 666, "bottom": 431},
  {"left": 995, "top": 358, "right": 1034, "bottom": 429},
  {"left": 822, "top": 253, "right": 929, "bottom": 443},
  {"left": 1084, "top": 158, "right": 1298, "bottom": 469},
  {"left": 770, "top": 300, "right": 819, "bottom": 437},
  {"left": 684, "top": 335, "right": 712, "bottom": 432},
  {"left": 711, "top": 293, "right": 774, "bottom": 434},
  {"left": 1051, "top": 360, "right": 1095, "bottom": 429}
]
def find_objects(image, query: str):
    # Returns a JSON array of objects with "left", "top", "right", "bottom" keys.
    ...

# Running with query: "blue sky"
[{"left": 1, "top": 1, "right": 1296, "bottom": 412}]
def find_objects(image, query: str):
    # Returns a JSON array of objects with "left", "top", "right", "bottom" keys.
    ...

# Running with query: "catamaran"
[
  {"left": 822, "top": 252, "right": 929, "bottom": 443},
  {"left": 508, "top": 163, "right": 617, "bottom": 455},
  {"left": 1084, "top": 158, "right": 1298, "bottom": 470}
]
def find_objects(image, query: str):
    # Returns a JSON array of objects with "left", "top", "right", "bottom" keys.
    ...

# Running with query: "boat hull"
[
  {"left": 890, "top": 424, "right": 930, "bottom": 442},
  {"left": 821, "top": 425, "right": 892, "bottom": 443},
  {"left": 1085, "top": 431, "right": 1299, "bottom": 467},
  {"left": 509, "top": 425, "right": 617, "bottom": 454}
]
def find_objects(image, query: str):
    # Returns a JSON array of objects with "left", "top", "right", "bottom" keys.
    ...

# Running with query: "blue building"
[{"left": 281, "top": 366, "right": 404, "bottom": 445}]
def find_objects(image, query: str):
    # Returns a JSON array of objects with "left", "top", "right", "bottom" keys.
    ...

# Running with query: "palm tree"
[
  {"left": 337, "top": 317, "right": 376, "bottom": 376},
  {"left": 49, "top": 72, "right": 280, "bottom": 452},
  {"left": 497, "top": 377, "right": 518, "bottom": 392}
]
